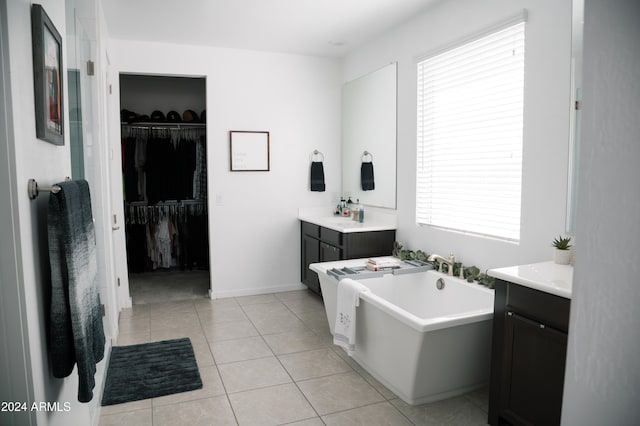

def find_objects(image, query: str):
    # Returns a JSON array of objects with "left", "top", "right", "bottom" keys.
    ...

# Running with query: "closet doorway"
[{"left": 119, "top": 74, "right": 210, "bottom": 304}]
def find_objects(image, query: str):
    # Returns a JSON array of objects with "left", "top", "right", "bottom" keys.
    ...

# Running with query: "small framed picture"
[
  {"left": 31, "top": 4, "right": 64, "bottom": 145},
  {"left": 229, "top": 131, "right": 270, "bottom": 171}
]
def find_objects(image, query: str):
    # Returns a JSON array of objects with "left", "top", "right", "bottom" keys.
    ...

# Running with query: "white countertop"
[
  {"left": 298, "top": 207, "right": 397, "bottom": 233},
  {"left": 488, "top": 261, "right": 573, "bottom": 299}
]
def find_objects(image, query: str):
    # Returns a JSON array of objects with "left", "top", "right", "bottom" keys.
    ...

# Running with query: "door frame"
[
  {"left": 0, "top": 0, "right": 36, "bottom": 423},
  {"left": 113, "top": 73, "right": 211, "bottom": 302}
]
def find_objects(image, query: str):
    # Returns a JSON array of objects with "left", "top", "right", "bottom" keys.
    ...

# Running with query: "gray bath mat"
[{"left": 101, "top": 337, "right": 202, "bottom": 405}]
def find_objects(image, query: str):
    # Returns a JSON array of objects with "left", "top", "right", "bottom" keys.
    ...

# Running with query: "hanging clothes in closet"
[
  {"left": 122, "top": 124, "right": 208, "bottom": 272},
  {"left": 125, "top": 202, "right": 209, "bottom": 272},
  {"left": 121, "top": 126, "right": 207, "bottom": 203}
]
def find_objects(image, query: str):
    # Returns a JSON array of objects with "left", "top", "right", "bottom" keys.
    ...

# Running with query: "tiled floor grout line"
[
  {"left": 315, "top": 361, "right": 413, "bottom": 422},
  {"left": 319, "top": 399, "right": 418, "bottom": 425},
  {"left": 193, "top": 302, "right": 242, "bottom": 426},
  {"left": 236, "top": 291, "right": 411, "bottom": 424},
  {"left": 315, "top": 322, "right": 419, "bottom": 424},
  {"left": 237, "top": 297, "right": 328, "bottom": 424},
  {"left": 279, "top": 417, "right": 326, "bottom": 426},
  {"left": 274, "top": 292, "right": 411, "bottom": 424},
  {"left": 242, "top": 296, "right": 336, "bottom": 425}
]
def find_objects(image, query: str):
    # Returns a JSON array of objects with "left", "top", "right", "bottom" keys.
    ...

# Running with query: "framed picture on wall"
[
  {"left": 229, "top": 131, "right": 270, "bottom": 171},
  {"left": 31, "top": 4, "right": 64, "bottom": 145}
]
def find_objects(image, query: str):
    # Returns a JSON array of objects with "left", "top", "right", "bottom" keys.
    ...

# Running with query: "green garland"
[{"left": 393, "top": 242, "right": 495, "bottom": 289}]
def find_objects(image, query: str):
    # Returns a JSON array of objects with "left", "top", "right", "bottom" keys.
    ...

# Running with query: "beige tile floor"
[
  {"left": 129, "top": 270, "right": 211, "bottom": 304},
  {"left": 100, "top": 289, "right": 489, "bottom": 426}
]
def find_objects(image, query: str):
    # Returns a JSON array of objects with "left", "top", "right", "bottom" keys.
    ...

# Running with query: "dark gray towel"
[
  {"left": 310, "top": 161, "right": 325, "bottom": 192},
  {"left": 48, "top": 180, "right": 105, "bottom": 403},
  {"left": 361, "top": 161, "right": 375, "bottom": 191}
]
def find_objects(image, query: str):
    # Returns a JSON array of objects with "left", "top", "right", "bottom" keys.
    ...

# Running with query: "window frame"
[{"left": 415, "top": 12, "right": 527, "bottom": 242}]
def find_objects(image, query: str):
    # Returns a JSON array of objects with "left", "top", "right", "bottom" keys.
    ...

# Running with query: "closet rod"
[
  {"left": 121, "top": 122, "right": 206, "bottom": 130},
  {"left": 127, "top": 200, "right": 205, "bottom": 206}
]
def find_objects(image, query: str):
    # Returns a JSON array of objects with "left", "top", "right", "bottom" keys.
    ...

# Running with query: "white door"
[{"left": 66, "top": 2, "right": 121, "bottom": 337}]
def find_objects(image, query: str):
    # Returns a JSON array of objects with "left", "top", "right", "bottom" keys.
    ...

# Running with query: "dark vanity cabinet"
[
  {"left": 300, "top": 221, "right": 395, "bottom": 294},
  {"left": 488, "top": 279, "right": 571, "bottom": 426}
]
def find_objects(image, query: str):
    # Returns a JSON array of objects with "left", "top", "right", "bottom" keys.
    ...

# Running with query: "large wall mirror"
[
  {"left": 342, "top": 63, "right": 397, "bottom": 209},
  {"left": 566, "top": 0, "right": 584, "bottom": 233}
]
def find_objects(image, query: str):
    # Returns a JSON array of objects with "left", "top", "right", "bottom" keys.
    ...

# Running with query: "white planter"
[{"left": 554, "top": 249, "right": 571, "bottom": 265}]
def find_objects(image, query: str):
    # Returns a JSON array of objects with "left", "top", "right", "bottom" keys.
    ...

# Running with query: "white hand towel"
[{"left": 333, "top": 278, "right": 370, "bottom": 356}]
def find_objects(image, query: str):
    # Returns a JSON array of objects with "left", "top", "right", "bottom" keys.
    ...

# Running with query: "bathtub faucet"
[{"left": 427, "top": 253, "right": 456, "bottom": 276}]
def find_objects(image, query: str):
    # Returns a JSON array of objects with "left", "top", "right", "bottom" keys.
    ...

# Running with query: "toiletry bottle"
[
  {"left": 340, "top": 197, "right": 349, "bottom": 216},
  {"left": 358, "top": 200, "right": 364, "bottom": 223}
]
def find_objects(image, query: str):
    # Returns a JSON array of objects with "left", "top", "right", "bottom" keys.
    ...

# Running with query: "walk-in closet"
[{"left": 120, "top": 74, "right": 210, "bottom": 304}]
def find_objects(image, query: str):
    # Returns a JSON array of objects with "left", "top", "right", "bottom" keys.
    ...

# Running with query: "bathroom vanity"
[
  {"left": 299, "top": 214, "right": 396, "bottom": 294},
  {"left": 487, "top": 262, "right": 573, "bottom": 426}
]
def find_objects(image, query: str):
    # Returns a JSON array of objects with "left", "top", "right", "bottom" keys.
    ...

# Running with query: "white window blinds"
[{"left": 416, "top": 20, "right": 526, "bottom": 241}]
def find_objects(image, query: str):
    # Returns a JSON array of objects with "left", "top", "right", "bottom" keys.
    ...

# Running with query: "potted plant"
[{"left": 552, "top": 235, "right": 572, "bottom": 264}]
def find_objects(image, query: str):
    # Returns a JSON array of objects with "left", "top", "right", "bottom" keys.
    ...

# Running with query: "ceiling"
[{"left": 102, "top": 0, "right": 438, "bottom": 58}]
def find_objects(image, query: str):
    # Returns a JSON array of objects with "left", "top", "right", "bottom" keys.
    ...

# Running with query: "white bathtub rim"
[
  {"left": 321, "top": 267, "right": 495, "bottom": 333},
  {"left": 359, "top": 290, "right": 493, "bottom": 333},
  {"left": 311, "top": 261, "right": 495, "bottom": 332}
]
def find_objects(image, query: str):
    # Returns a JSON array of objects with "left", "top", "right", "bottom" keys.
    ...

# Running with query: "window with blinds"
[{"left": 416, "top": 19, "right": 526, "bottom": 241}]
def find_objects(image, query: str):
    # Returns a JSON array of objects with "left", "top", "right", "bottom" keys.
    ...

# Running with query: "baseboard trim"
[{"left": 210, "top": 283, "right": 306, "bottom": 299}]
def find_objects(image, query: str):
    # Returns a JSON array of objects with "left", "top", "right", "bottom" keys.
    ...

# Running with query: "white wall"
[
  {"left": 343, "top": 0, "right": 572, "bottom": 271},
  {"left": 2, "top": 0, "right": 112, "bottom": 424},
  {"left": 119, "top": 74, "right": 206, "bottom": 117},
  {"left": 561, "top": 0, "right": 640, "bottom": 424},
  {"left": 107, "top": 39, "right": 342, "bottom": 297}
]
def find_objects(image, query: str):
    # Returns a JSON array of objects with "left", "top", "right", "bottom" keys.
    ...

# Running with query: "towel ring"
[
  {"left": 310, "top": 149, "right": 324, "bottom": 162},
  {"left": 362, "top": 151, "right": 373, "bottom": 162}
]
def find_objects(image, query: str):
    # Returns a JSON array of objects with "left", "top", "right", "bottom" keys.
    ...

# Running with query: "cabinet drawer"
[
  {"left": 301, "top": 221, "right": 320, "bottom": 238},
  {"left": 320, "top": 242, "right": 342, "bottom": 262},
  {"left": 507, "top": 283, "right": 570, "bottom": 332},
  {"left": 344, "top": 230, "right": 395, "bottom": 259},
  {"left": 320, "top": 227, "right": 342, "bottom": 247}
]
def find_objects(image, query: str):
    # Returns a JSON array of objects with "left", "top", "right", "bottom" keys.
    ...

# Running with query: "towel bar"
[{"left": 28, "top": 178, "right": 67, "bottom": 200}]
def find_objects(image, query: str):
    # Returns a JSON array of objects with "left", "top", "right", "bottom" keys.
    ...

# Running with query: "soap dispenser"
[{"left": 351, "top": 200, "right": 360, "bottom": 221}]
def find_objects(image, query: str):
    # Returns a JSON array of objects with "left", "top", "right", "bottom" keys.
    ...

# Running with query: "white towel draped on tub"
[{"left": 333, "top": 278, "right": 370, "bottom": 356}]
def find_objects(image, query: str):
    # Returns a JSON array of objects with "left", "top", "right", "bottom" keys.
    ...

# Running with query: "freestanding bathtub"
[{"left": 310, "top": 258, "right": 494, "bottom": 405}]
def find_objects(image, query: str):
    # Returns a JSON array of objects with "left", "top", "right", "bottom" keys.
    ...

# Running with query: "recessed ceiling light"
[{"left": 328, "top": 40, "right": 346, "bottom": 47}]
